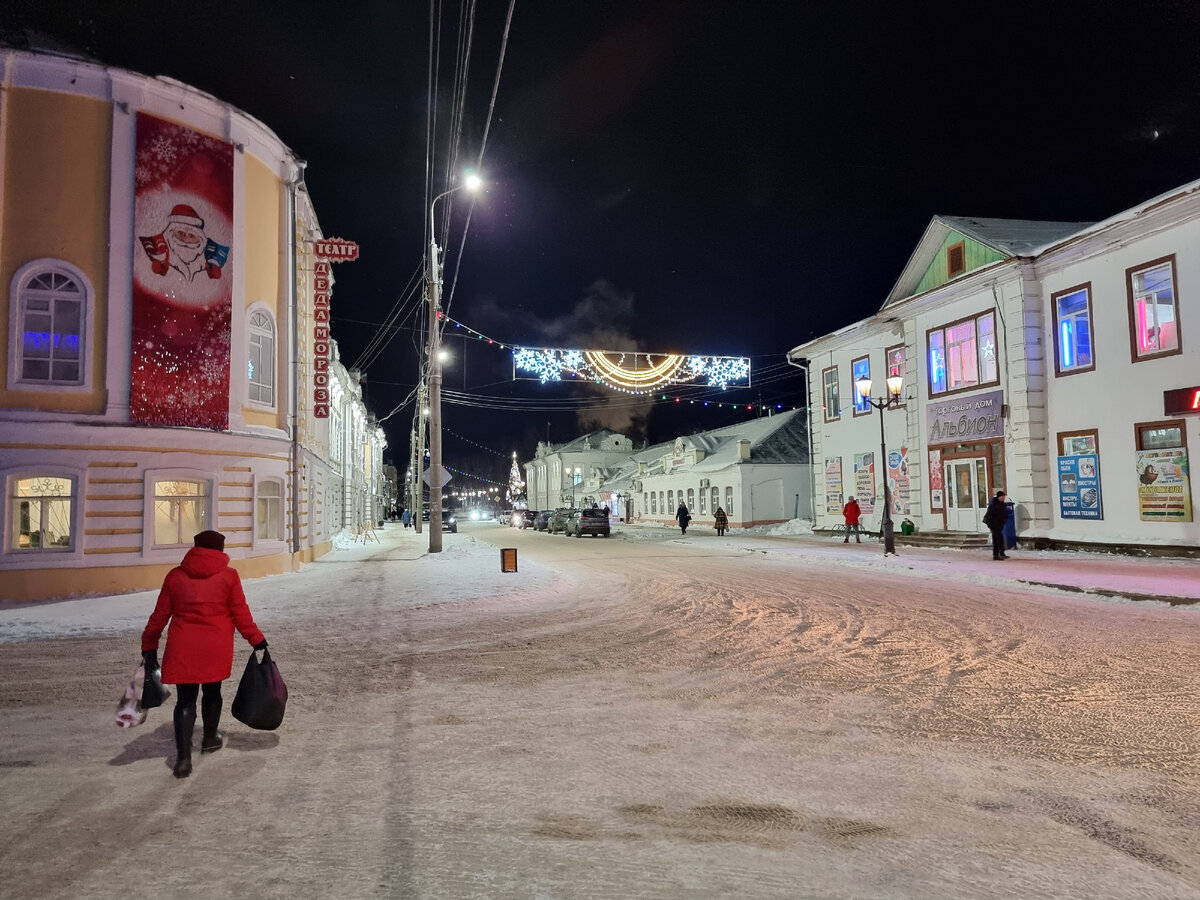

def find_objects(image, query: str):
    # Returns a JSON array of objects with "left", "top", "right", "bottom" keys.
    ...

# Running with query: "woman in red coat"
[
  {"left": 141, "top": 530, "right": 267, "bottom": 778},
  {"left": 842, "top": 496, "right": 862, "bottom": 543}
]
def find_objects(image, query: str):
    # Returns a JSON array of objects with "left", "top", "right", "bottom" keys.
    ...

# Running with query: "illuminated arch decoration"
[{"left": 512, "top": 347, "right": 750, "bottom": 393}]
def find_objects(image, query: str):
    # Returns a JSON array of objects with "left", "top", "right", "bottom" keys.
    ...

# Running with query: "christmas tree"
[{"left": 507, "top": 452, "right": 526, "bottom": 506}]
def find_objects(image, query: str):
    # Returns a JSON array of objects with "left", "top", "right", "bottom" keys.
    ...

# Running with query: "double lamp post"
[{"left": 855, "top": 374, "right": 904, "bottom": 556}]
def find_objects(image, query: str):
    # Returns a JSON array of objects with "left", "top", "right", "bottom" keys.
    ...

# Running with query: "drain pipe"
[
  {"left": 287, "top": 157, "right": 307, "bottom": 557},
  {"left": 786, "top": 354, "right": 817, "bottom": 525}
]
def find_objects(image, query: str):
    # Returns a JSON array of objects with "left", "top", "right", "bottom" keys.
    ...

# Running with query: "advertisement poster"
[
  {"left": 1058, "top": 453, "right": 1102, "bottom": 519},
  {"left": 888, "top": 446, "right": 911, "bottom": 515},
  {"left": 928, "top": 448, "right": 944, "bottom": 510},
  {"left": 825, "top": 458, "right": 843, "bottom": 513},
  {"left": 1136, "top": 449, "right": 1192, "bottom": 522},
  {"left": 854, "top": 452, "right": 875, "bottom": 515},
  {"left": 130, "top": 112, "right": 234, "bottom": 429}
]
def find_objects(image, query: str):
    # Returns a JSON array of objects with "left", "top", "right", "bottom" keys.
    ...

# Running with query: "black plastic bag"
[
  {"left": 140, "top": 662, "right": 170, "bottom": 710},
  {"left": 231, "top": 648, "right": 288, "bottom": 730}
]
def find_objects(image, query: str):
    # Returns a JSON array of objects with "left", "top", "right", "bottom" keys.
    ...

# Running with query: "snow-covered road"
[{"left": 1, "top": 522, "right": 1197, "bottom": 899}]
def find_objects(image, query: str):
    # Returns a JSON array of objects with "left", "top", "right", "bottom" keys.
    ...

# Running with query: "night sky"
[{"left": 6, "top": 1, "right": 1200, "bottom": 485}]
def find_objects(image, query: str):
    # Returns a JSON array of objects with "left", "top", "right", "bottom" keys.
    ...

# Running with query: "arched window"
[
  {"left": 667, "top": 490, "right": 674, "bottom": 510},
  {"left": 248, "top": 309, "right": 275, "bottom": 405},
  {"left": 11, "top": 263, "right": 87, "bottom": 387},
  {"left": 686, "top": 488, "right": 695, "bottom": 510}
]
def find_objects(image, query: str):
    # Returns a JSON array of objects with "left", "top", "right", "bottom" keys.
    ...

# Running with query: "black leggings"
[{"left": 175, "top": 682, "right": 222, "bottom": 709}]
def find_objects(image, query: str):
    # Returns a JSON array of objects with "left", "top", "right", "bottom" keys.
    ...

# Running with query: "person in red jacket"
[
  {"left": 141, "top": 530, "right": 267, "bottom": 778},
  {"left": 842, "top": 496, "right": 862, "bottom": 543}
]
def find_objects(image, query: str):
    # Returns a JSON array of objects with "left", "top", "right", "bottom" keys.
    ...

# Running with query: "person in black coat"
[
  {"left": 982, "top": 490, "right": 1009, "bottom": 560},
  {"left": 675, "top": 503, "right": 691, "bottom": 535}
]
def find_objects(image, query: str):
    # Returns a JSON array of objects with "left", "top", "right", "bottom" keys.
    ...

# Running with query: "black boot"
[
  {"left": 200, "top": 696, "right": 224, "bottom": 754},
  {"left": 173, "top": 705, "right": 196, "bottom": 778}
]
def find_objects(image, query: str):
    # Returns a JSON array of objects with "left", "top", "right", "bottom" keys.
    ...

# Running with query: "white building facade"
[{"left": 790, "top": 184, "right": 1200, "bottom": 553}]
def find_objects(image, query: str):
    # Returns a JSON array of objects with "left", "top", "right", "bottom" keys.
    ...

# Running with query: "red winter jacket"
[
  {"left": 141, "top": 547, "right": 265, "bottom": 685},
  {"left": 843, "top": 499, "right": 861, "bottom": 525}
]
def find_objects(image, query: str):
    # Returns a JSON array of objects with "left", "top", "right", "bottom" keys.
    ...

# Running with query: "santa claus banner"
[{"left": 130, "top": 113, "right": 234, "bottom": 429}]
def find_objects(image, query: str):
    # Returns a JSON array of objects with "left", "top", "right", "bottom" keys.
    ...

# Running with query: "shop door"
[{"left": 943, "top": 457, "right": 988, "bottom": 531}]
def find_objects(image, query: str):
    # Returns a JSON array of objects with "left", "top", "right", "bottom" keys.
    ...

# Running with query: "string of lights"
[{"left": 442, "top": 426, "right": 514, "bottom": 458}]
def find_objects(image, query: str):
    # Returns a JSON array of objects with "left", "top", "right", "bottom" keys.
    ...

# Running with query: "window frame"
[
  {"left": 822, "top": 365, "right": 841, "bottom": 422},
  {"left": 1135, "top": 419, "right": 1186, "bottom": 452},
  {"left": 885, "top": 344, "right": 907, "bottom": 409},
  {"left": 851, "top": 355, "right": 871, "bottom": 417},
  {"left": 8, "top": 259, "right": 94, "bottom": 393},
  {"left": 1057, "top": 428, "right": 1099, "bottom": 456},
  {"left": 947, "top": 240, "right": 966, "bottom": 278},
  {"left": 1051, "top": 282, "right": 1096, "bottom": 377},
  {"left": 926, "top": 309, "right": 1000, "bottom": 399},
  {"left": 143, "top": 470, "right": 213, "bottom": 553},
  {"left": 255, "top": 477, "right": 285, "bottom": 543},
  {"left": 247, "top": 305, "right": 277, "bottom": 409},
  {"left": 6, "top": 471, "right": 78, "bottom": 553},
  {"left": 1126, "top": 255, "right": 1182, "bottom": 362}
]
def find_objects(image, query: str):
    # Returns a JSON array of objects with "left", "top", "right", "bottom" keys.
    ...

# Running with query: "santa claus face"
[{"left": 166, "top": 222, "right": 205, "bottom": 265}]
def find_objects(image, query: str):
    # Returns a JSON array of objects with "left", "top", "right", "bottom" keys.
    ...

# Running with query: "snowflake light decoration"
[{"left": 513, "top": 347, "right": 750, "bottom": 392}]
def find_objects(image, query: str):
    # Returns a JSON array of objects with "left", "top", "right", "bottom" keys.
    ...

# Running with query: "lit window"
[
  {"left": 153, "top": 480, "right": 208, "bottom": 547},
  {"left": 11, "top": 476, "right": 74, "bottom": 550},
  {"left": 852, "top": 356, "right": 870, "bottom": 414},
  {"left": 822, "top": 366, "right": 840, "bottom": 422},
  {"left": 256, "top": 480, "right": 283, "bottom": 540},
  {"left": 927, "top": 311, "right": 999, "bottom": 396},
  {"left": 14, "top": 267, "right": 84, "bottom": 385},
  {"left": 1128, "top": 257, "right": 1181, "bottom": 360},
  {"left": 886, "top": 345, "right": 906, "bottom": 401},
  {"left": 1136, "top": 422, "right": 1184, "bottom": 451},
  {"left": 248, "top": 309, "right": 275, "bottom": 405},
  {"left": 1053, "top": 285, "right": 1094, "bottom": 374}
]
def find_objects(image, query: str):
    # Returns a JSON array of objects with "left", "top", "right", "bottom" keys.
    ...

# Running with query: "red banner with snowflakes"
[{"left": 130, "top": 113, "right": 234, "bottom": 429}]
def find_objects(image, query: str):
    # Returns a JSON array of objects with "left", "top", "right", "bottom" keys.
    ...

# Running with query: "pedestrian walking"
[
  {"left": 983, "top": 490, "right": 1010, "bottom": 560},
  {"left": 842, "top": 496, "right": 862, "bottom": 543},
  {"left": 713, "top": 506, "right": 728, "bottom": 536},
  {"left": 401, "top": 508, "right": 412, "bottom": 528},
  {"left": 140, "top": 530, "right": 268, "bottom": 778},
  {"left": 675, "top": 503, "right": 691, "bottom": 535}
]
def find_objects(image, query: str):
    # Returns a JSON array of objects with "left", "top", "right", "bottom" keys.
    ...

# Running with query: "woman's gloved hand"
[
  {"left": 253, "top": 639, "right": 268, "bottom": 652},
  {"left": 141, "top": 650, "right": 159, "bottom": 672}
]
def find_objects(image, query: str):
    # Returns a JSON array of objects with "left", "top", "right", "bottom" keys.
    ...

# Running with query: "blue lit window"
[
  {"left": 16, "top": 268, "right": 84, "bottom": 384},
  {"left": 926, "top": 311, "right": 998, "bottom": 397},
  {"left": 852, "top": 356, "right": 870, "bottom": 414},
  {"left": 1053, "top": 284, "right": 1094, "bottom": 375}
]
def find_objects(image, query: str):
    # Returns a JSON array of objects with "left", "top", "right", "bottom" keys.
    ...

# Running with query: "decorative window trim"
[
  {"left": 947, "top": 241, "right": 966, "bottom": 278},
  {"left": 254, "top": 476, "right": 285, "bottom": 544},
  {"left": 851, "top": 355, "right": 871, "bottom": 417},
  {"left": 7, "top": 259, "right": 95, "bottom": 393},
  {"left": 885, "top": 343, "right": 907, "bottom": 408},
  {"left": 1134, "top": 419, "right": 1186, "bottom": 453},
  {"left": 1126, "top": 254, "right": 1183, "bottom": 362},
  {"left": 142, "top": 469, "right": 214, "bottom": 555},
  {"left": 1051, "top": 282, "right": 1096, "bottom": 377},
  {"left": 3, "top": 468, "right": 80, "bottom": 556},
  {"left": 246, "top": 302, "right": 278, "bottom": 411},
  {"left": 1057, "top": 428, "right": 1099, "bottom": 456},
  {"left": 925, "top": 309, "right": 1001, "bottom": 399},
  {"left": 822, "top": 365, "right": 841, "bottom": 423}
]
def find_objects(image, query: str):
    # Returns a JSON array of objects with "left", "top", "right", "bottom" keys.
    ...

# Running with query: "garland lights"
[{"left": 512, "top": 348, "right": 751, "bottom": 392}]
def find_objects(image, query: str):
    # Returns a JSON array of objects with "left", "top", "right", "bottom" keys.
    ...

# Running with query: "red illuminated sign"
[
  {"left": 1163, "top": 386, "right": 1200, "bottom": 416},
  {"left": 313, "top": 238, "right": 359, "bottom": 261}
]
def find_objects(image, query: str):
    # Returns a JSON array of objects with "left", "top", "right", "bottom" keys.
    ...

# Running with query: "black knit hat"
[{"left": 193, "top": 530, "right": 226, "bottom": 551}]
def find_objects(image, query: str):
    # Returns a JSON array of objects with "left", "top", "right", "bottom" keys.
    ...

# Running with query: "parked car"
[
  {"left": 440, "top": 509, "right": 458, "bottom": 533},
  {"left": 565, "top": 507, "right": 610, "bottom": 538},
  {"left": 512, "top": 509, "right": 537, "bottom": 529},
  {"left": 498, "top": 509, "right": 513, "bottom": 525},
  {"left": 532, "top": 510, "right": 552, "bottom": 531},
  {"left": 547, "top": 508, "right": 574, "bottom": 534}
]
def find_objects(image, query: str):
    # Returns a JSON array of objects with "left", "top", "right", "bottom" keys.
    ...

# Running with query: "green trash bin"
[{"left": 900, "top": 518, "right": 915, "bottom": 535}]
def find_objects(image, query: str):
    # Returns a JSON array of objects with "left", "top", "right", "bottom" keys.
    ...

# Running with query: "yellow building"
[{"left": 0, "top": 46, "right": 386, "bottom": 601}]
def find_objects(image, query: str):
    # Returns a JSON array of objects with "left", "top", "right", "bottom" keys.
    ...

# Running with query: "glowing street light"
[
  {"left": 856, "top": 374, "right": 905, "bottom": 556},
  {"left": 426, "top": 172, "right": 482, "bottom": 552}
]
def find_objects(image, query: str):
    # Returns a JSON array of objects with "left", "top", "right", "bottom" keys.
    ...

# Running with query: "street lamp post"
[
  {"left": 856, "top": 374, "right": 905, "bottom": 556},
  {"left": 425, "top": 173, "right": 481, "bottom": 552}
]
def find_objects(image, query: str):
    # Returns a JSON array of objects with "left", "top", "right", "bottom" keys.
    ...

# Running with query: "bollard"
[{"left": 500, "top": 548, "right": 518, "bottom": 573}]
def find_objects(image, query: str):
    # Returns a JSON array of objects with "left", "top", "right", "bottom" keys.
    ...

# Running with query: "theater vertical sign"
[{"left": 311, "top": 238, "right": 359, "bottom": 417}]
